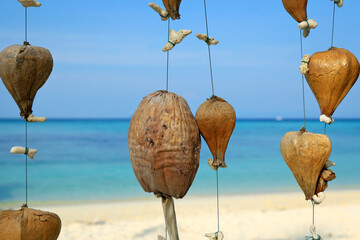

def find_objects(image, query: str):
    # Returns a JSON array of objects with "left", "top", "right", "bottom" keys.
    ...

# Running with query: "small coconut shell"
[
  {"left": 0, "top": 206, "right": 61, "bottom": 240},
  {"left": 0, "top": 44, "right": 53, "bottom": 119},
  {"left": 280, "top": 127, "right": 332, "bottom": 200},
  {"left": 282, "top": 0, "right": 308, "bottom": 23},
  {"left": 128, "top": 90, "right": 201, "bottom": 199},
  {"left": 162, "top": 0, "right": 182, "bottom": 20},
  {"left": 305, "top": 47, "right": 360, "bottom": 118},
  {"left": 195, "top": 96, "right": 236, "bottom": 168}
]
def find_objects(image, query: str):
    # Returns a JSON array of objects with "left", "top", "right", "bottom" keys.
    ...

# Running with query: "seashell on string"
[
  {"left": 128, "top": 90, "right": 201, "bottom": 199},
  {"left": 0, "top": 206, "right": 61, "bottom": 240},
  {"left": 280, "top": 127, "right": 332, "bottom": 200},
  {"left": 0, "top": 44, "right": 53, "bottom": 120},
  {"left": 305, "top": 47, "right": 360, "bottom": 124},
  {"left": 195, "top": 96, "right": 236, "bottom": 169},
  {"left": 162, "top": 0, "right": 182, "bottom": 20}
]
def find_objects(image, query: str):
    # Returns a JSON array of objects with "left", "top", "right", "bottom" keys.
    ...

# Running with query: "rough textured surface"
[
  {"left": 128, "top": 90, "right": 201, "bottom": 199},
  {"left": 280, "top": 128, "right": 332, "bottom": 200},
  {"left": 195, "top": 96, "right": 236, "bottom": 169},
  {"left": 0, "top": 44, "right": 53, "bottom": 119},
  {"left": 282, "top": 0, "right": 308, "bottom": 22},
  {"left": 0, "top": 206, "right": 61, "bottom": 240},
  {"left": 162, "top": 0, "right": 182, "bottom": 20},
  {"left": 305, "top": 47, "right": 360, "bottom": 118}
]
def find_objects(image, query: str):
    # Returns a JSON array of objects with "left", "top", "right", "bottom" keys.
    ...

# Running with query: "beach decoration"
[
  {"left": 0, "top": 44, "right": 53, "bottom": 120},
  {"left": 281, "top": 0, "right": 317, "bottom": 37},
  {"left": 196, "top": 96, "right": 236, "bottom": 169},
  {"left": 0, "top": 2, "right": 62, "bottom": 239},
  {"left": 163, "top": 29, "right": 192, "bottom": 52},
  {"left": 162, "top": 0, "right": 182, "bottom": 20},
  {"left": 128, "top": 91, "right": 201, "bottom": 240},
  {"left": 0, "top": 205, "right": 61, "bottom": 240},
  {"left": 301, "top": 48, "right": 360, "bottom": 124}
]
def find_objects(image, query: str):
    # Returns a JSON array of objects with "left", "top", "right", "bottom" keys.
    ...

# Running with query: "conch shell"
[
  {"left": 0, "top": 206, "right": 61, "bottom": 240},
  {"left": 305, "top": 47, "right": 360, "bottom": 121},
  {"left": 282, "top": 0, "right": 308, "bottom": 22},
  {"left": 196, "top": 96, "right": 236, "bottom": 169},
  {"left": 0, "top": 44, "right": 53, "bottom": 120},
  {"left": 162, "top": 0, "right": 182, "bottom": 20},
  {"left": 128, "top": 90, "right": 201, "bottom": 199},
  {"left": 280, "top": 127, "right": 332, "bottom": 200}
]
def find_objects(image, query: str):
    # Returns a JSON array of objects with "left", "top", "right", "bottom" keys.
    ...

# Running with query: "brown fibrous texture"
[
  {"left": 280, "top": 128, "right": 332, "bottom": 200},
  {"left": 195, "top": 96, "right": 236, "bottom": 168},
  {"left": 162, "top": 0, "right": 182, "bottom": 20},
  {"left": 305, "top": 47, "right": 360, "bottom": 118},
  {"left": 128, "top": 90, "right": 201, "bottom": 199},
  {"left": 0, "top": 206, "right": 61, "bottom": 240},
  {"left": 282, "top": 0, "right": 308, "bottom": 22},
  {"left": 0, "top": 44, "right": 53, "bottom": 119}
]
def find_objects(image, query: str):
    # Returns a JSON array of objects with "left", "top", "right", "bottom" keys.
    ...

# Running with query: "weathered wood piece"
[
  {"left": 0, "top": 44, "right": 53, "bottom": 120},
  {"left": 0, "top": 206, "right": 61, "bottom": 240},
  {"left": 196, "top": 96, "right": 236, "bottom": 169},
  {"left": 280, "top": 127, "right": 332, "bottom": 200},
  {"left": 162, "top": 0, "right": 182, "bottom": 20},
  {"left": 305, "top": 47, "right": 360, "bottom": 123},
  {"left": 128, "top": 90, "right": 201, "bottom": 199}
]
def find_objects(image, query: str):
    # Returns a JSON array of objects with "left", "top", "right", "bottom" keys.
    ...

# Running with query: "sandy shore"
[{"left": 2, "top": 190, "right": 360, "bottom": 240}]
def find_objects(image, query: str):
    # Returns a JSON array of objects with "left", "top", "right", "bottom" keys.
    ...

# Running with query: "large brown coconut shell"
[
  {"left": 305, "top": 47, "right": 360, "bottom": 118},
  {"left": 128, "top": 90, "right": 201, "bottom": 199},
  {"left": 195, "top": 96, "right": 236, "bottom": 168},
  {"left": 0, "top": 44, "right": 53, "bottom": 119},
  {"left": 162, "top": 0, "right": 182, "bottom": 20},
  {"left": 282, "top": 0, "right": 308, "bottom": 23},
  {"left": 0, "top": 206, "right": 61, "bottom": 240},
  {"left": 280, "top": 128, "right": 332, "bottom": 200}
]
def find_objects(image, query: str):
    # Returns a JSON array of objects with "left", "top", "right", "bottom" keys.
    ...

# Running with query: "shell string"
[
  {"left": 203, "top": 0, "right": 215, "bottom": 96},
  {"left": 166, "top": 19, "right": 170, "bottom": 92},
  {"left": 216, "top": 169, "right": 220, "bottom": 235},
  {"left": 300, "top": 30, "right": 307, "bottom": 129},
  {"left": 25, "top": 121, "right": 28, "bottom": 206},
  {"left": 331, "top": 2, "right": 336, "bottom": 48},
  {"left": 25, "top": 7, "right": 28, "bottom": 43}
]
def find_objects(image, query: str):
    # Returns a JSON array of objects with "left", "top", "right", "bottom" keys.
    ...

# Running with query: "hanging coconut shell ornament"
[
  {"left": 0, "top": 43, "right": 53, "bottom": 120},
  {"left": 195, "top": 96, "right": 236, "bottom": 169},
  {"left": 0, "top": 205, "right": 61, "bottom": 240},
  {"left": 280, "top": 127, "right": 332, "bottom": 200},
  {"left": 162, "top": 0, "right": 182, "bottom": 20},
  {"left": 282, "top": 0, "right": 308, "bottom": 22},
  {"left": 305, "top": 47, "right": 360, "bottom": 124}
]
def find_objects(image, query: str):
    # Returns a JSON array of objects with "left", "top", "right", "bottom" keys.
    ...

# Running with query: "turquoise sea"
[{"left": 0, "top": 119, "right": 359, "bottom": 205}]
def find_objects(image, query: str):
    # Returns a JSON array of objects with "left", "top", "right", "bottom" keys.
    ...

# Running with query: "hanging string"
[
  {"left": 203, "top": 0, "right": 215, "bottom": 96},
  {"left": 165, "top": 226, "right": 168, "bottom": 240},
  {"left": 312, "top": 200, "right": 315, "bottom": 225},
  {"left": 25, "top": 121, "right": 28, "bottom": 206},
  {"left": 25, "top": 7, "right": 28, "bottom": 43},
  {"left": 166, "top": 19, "right": 170, "bottom": 92},
  {"left": 299, "top": 31, "right": 307, "bottom": 129},
  {"left": 324, "top": 123, "right": 327, "bottom": 134},
  {"left": 216, "top": 169, "right": 220, "bottom": 236},
  {"left": 331, "top": 2, "right": 336, "bottom": 47}
]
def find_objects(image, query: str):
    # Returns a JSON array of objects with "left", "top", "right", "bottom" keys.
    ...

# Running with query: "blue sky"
[{"left": 0, "top": 0, "right": 359, "bottom": 119}]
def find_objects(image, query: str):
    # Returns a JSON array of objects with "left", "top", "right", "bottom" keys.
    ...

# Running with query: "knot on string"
[
  {"left": 168, "top": 41, "right": 175, "bottom": 46},
  {"left": 196, "top": 33, "right": 219, "bottom": 46},
  {"left": 306, "top": 235, "right": 321, "bottom": 240},
  {"left": 300, "top": 54, "right": 310, "bottom": 75},
  {"left": 205, "top": 231, "right": 224, "bottom": 240},
  {"left": 24, "top": 147, "right": 29, "bottom": 155},
  {"left": 298, "top": 19, "right": 318, "bottom": 38}
]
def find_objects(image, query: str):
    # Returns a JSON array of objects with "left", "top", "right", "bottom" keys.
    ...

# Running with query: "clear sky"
[{"left": 0, "top": 0, "right": 359, "bottom": 119}]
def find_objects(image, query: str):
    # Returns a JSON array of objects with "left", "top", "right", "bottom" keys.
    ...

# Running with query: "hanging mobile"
[{"left": 0, "top": 1, "right": 61, "bottom": 239}]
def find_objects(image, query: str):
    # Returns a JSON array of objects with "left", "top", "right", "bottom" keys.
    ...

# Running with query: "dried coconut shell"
[
  {"left": 305, "top": 47, "right": 360, "bottom": 118},
  {"left": 162, "top": 0, "right": 182, "bottom": 20},
  {"left": 0, "top": 44, "right": 53, "bottom": 119},
  {"left": 280, "top": 127, "right": 332, "bottom": 200},
  {"left": 282, "top": 0, "right": 308, "bottom": 23},
  {"left": 128, "top": 90, "right": 201, "bottom": 199},
  {"left": 0, "top": 206, "right": 61, "bottom": 240},
  {"left": 195, "top": 96, "right": 236, "bottom": 168}
]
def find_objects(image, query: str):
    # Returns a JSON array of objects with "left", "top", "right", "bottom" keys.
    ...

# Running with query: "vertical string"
[
  {"left": 25, "top": 121, "right": 28, "bottom": 206},
  {"left": 324, "top": 123, "right": 327, "bottom": 134},
  {"left": 165, "top": 226, "right": 167, "bottom": 240},
  {"left": 203, "top": 0, "right": 215, "bottom": 96},
  {"left": 166, "top": 19, "right": 170, "bottom": 91},
  {"left": 312, "top": 201, "right": 315, "bottom": 225},
  {"left": 331, "top": 2, "right": 336, "bottom": 47},
  {"left": 216, "top": 169, "right": 220, "bottom": 234},
  {"left": 25, "top": 7, "right": 28, "bottom": 43},
  {"left": 300, "top": 31, "right": 307, "bottom": 129}
]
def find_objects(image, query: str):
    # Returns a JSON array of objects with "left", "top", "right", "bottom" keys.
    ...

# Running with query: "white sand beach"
[{"left": 15, "top": 190, "right": 360, "bottom": 240}]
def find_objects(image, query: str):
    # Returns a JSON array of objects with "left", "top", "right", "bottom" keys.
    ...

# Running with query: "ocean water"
[{"left": 0, "top": 119, "right": 359, "bottom": 204}]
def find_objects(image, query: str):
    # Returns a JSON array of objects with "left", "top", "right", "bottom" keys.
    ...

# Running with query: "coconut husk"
[
  {"left": 0, "top": 44, "right": 53, "bottom": 119},
  {"left": 195, "top": 96, "right": 236, "bottom": 168},
  {"left": 282, "top": 0, "right": 308, "bottom": 22},
  {"left": 0, "top": 206, "right": 61, "bottom": 240},
  {"left": 280, "top": 127, "right": 332, "bottom": 200},
  {"left": 305, "top": 47, "right": 360, "bottom": 118},
  {"left": 128, "top": 90, "right": 201, "bottom": 199},
  {"left": 162, "top": 0, "right": 182, "bottom": 20}
]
